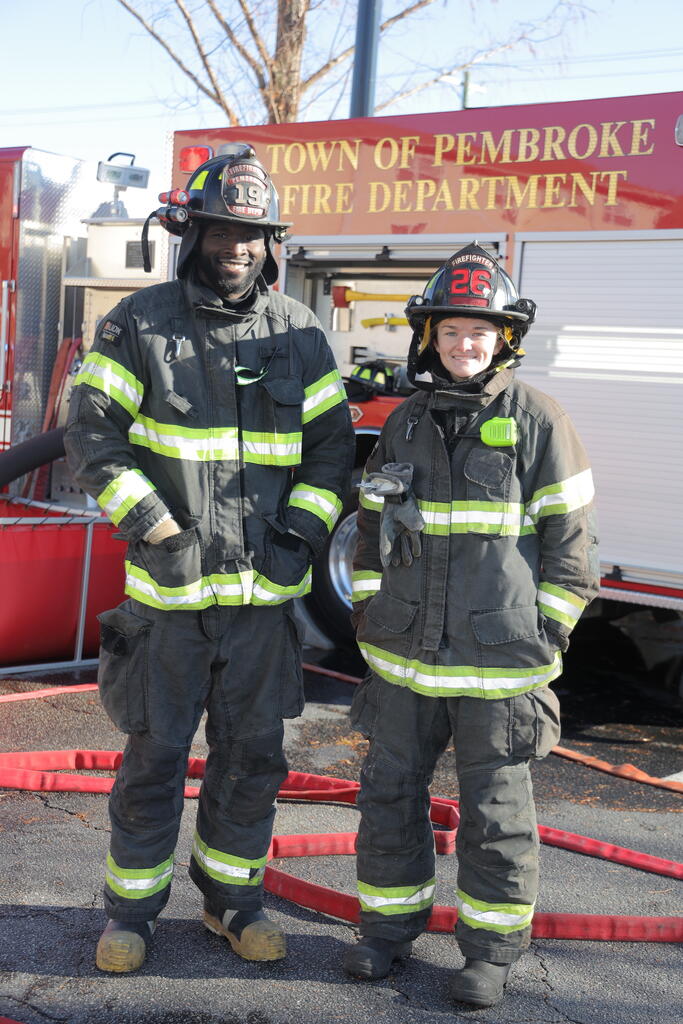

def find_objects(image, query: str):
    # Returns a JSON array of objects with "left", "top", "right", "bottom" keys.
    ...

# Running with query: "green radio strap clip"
[{"left": 480, "top": 417, "right": 518, "bottom": 447}]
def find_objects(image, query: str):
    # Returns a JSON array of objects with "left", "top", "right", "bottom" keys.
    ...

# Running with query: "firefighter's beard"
[{"left": 197, "top": 250, "right": 266, "bottom": 301}]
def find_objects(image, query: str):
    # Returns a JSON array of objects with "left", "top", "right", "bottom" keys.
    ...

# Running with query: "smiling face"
[
  {"left": 197, "top": 221, "right": 267, "bottom": 299},
  {"left": 433, "top": 316, "right": 504, "bottom": 380}
]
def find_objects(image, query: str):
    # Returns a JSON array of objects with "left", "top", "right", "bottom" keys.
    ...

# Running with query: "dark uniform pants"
[
  {"left": 96, "top": 598, "right": 304, "bottom": 923},
  {"left": 350, "top": 674, "right": 561, "bottom": 963}
]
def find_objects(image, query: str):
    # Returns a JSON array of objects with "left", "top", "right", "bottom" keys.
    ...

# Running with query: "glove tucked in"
[{"left": 360, "top": 462, "right": 425, "bottom": 568}]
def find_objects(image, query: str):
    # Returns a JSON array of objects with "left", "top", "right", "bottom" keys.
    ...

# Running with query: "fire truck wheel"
[{"left": 307, "top": 470, "right": 362, "bottom": 646}]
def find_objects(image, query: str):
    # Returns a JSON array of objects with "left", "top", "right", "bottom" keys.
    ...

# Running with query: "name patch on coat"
[{"left": 99, "top": 320, "right": 124, "bottom": 345}]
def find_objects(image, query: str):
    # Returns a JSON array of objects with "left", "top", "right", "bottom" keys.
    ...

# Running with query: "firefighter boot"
[
  {"left": 95, "top": 919, "right": 156, "bottom": 973},
  {"left": 448, "top": 959, "right": 512, "bottom": 1007},
  {"left": 203, "top": 900, "right": 286, "bottom": 961},
  {"left": 343, "top": 937, "right": 413, "bottom": 980}
]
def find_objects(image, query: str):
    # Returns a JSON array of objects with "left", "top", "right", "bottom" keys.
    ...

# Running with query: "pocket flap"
[
  {"left": 261, "top": 376, "right": 304, "bottom": 405},
  {"left": 365, "top": 590, "right": 418, "bottom": 633},
  {"left": 471, "top": 605, "right": 540, "bottom": 645},
  {"left": 464, "top": 448, "right": 513, "bottom": 489},
  {"left": 97, "top": 606, "right": 152, "bottom": 639}
]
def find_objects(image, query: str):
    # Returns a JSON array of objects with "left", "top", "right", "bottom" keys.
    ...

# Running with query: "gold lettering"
[
  {"left": 283, "top": 143, "right": 306, "bottom": 175},
  {"left": 335, "top": 182, "right": 354, "bottom": 214},
  {"left": 543, "top": 173, "right": 567, "bottom": 207},
  {"left": 312, "top": 183, "right": 332, "bottom": 214},
  {"left": 541, "top": 125, "right": 566, "bottom": 162},
  {"left": 393, "top": 180, "right": 412, "bottom": 212},
  {"left": 505, "top": 175, "right": 539, "bottom": 209},
  {"left": 267, "top": 144, "right": 285, "bottom": 175},
  {"left": 483, "top": 177, "right": 506, "bottom": 209},
  {"left": 415, "top": 179, "right": 436, "bottom": 211},
  {"left": 456, "top": 132, "right": 478, "bottom": 165},
  {"left": 569, "top": 171, "right": 599, "bottom": 206},
  {"left": 433, "top": 179, "right": 454, "bottom": 210},
  {"left": 432, "top": 134, "right": 455, "bottom": 166},
  {"left": 517, "top": 128, "right": 540, "bottom": 163},
  {"left": 600, "top": 169, "right": 628, "bottom": 205},
  {"left": 374, "top": 137, "right": 399, "bottom": 170},
  {"left": 400, "top": 136, "right": 420, "bottom": 168},
  {"left": 281, "top": 183, "right": 299, "bottom": 216},
  {"left": 459, "top": 177, "right": 480, "bottom": 209},
  {"left": 339, "top": 139, "right": 361, "bottom": 170},
  {"left": 368, "top": 181, "right": 391, "bottom": 212},
  {"left": 629, "top": 119, "right": 655, "bottom": 156},
  {"left": 480, "top": 130, "right": 513, "bottom": 164},
  {"left": 598, "top": 122, "right": 627, "bottom": 158},
  {"left": 567, "top": 123, "right": 598, "bottom": 160}
]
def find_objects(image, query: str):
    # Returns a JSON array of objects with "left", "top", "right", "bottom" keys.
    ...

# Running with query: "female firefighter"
[{"left": 344, "top": 242, "right": 599, "bottom": 1008}]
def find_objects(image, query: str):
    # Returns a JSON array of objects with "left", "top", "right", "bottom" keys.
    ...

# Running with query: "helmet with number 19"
[
  {"left": 155, "top": 143, "right": 292, "bottom": 284},
  {"left": 405, "top": 242, "right": 536, "bottom": 385}
]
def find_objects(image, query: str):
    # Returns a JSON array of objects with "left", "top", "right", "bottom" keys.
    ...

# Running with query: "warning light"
[
  {"left": 158, "top": 189, "right": 190, "bottom": 205},
  {"left": 179, "top": 146, "right": 214, "bottom": 173}
]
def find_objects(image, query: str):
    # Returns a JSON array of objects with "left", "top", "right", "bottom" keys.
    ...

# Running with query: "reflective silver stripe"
[
  {"left": 358, "top": 881, "right": 435, "bottom": 910},
  {"left": 538, "top": 582, "right": 585, "bottom": 628},
  {"left": 97, "top": 469, "right": 156, "bottom": 525},
  {"left": 302, "top": 370, "right": 346, "bottom": 423},
  {"left": 527, "top": 468, "right": 594, "bottom": 521},
  {"left": 288, "top": 484, "right": 342, "bottom": 530},
  {"left": 76, "top": 353, "right": 143, "bottom": 418},
  {"left": 457, "top": 889, "right": 534, "bottom": 932},
  {"left": 359, "top": 642, "right": 562, "bottom": 699},
  {"left": 129, "top": 417, "right": 239, "bottom": 461}
]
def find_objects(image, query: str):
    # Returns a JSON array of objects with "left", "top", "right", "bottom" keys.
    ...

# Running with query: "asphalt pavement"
[{"left": 1, "top": 642, "right": 682, "bottom": 1024}]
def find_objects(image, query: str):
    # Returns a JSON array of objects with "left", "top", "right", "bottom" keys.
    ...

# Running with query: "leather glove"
[
  {"left": 360, "top": 462, "right": 425, "bottom": 568},
  {"left": 145, "top": 518, "right": 182, "bottom": 545}
]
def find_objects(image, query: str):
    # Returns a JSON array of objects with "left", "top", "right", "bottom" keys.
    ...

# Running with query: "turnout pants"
[
  {"left": 350, "top": 675, "right": 561, "bottom": 963},
  {"left": 96, "top": 598, "right": 304, "bottom": 923}
]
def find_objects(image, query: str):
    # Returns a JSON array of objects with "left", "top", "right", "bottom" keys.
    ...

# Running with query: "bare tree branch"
[
  {"left": 301, "top": 0, "right": 437, "bottom": 94},
  {"left": 173, "top": 0, "right": 239, "bottom": 124},
  {"left": 235, "top": 0, "right": 274, "bottom": 77},
  {"left": 114, "top": 0, "right": 241, "bottom": 123}
]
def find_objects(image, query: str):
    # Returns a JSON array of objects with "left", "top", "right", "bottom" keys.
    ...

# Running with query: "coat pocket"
[
  {"left": 471, "top": 604, "right": 555, "bottom": 670},
  {"left": 97, "top": 604, "right": 152, "bottom": 733},
  {"left": 464, "top": 447, "right": 514, "bottom": 536},
  {"left": 356, "top": 590, "right": 418, "bottom": 654},
  {"left": 135, "top": 528, "right": 202, "bottom": 597}
]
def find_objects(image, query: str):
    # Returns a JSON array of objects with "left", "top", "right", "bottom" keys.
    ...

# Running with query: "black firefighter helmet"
[
  {"left": 405, "top": 242, "right": 536, "bottom": 386},
  {"left": 144, "top": 144, "right": 292, "bottom": 284}
]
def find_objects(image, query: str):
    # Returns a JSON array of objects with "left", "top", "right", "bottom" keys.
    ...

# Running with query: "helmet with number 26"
[{"left": 405, "top": 242, "right": 537, "bottom": 385}]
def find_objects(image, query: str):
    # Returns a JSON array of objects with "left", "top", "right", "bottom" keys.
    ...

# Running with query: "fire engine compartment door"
[
  {"left": 516, "top": 234, "right": 683, "bottom": 598},
  {"left": 282, "top": 236, "right": 503, "bottom": 378}
]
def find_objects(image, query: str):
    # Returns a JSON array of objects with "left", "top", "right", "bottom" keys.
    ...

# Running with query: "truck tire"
[{"left": 307, "top": 469, "right": 362, "bottom": 646}]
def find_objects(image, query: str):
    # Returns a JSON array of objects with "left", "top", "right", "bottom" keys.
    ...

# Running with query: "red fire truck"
[{"left": 172, "top": 91, "right": 683, "bottom": 679}]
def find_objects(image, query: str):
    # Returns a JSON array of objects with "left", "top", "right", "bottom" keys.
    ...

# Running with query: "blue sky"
[{"left": 2, "top": 0, "right": 682, "bottom": 215}]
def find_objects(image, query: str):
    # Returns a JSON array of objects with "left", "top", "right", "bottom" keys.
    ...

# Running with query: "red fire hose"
[{"left": 0, "top": 747, "right": 681, "bottom": 944}]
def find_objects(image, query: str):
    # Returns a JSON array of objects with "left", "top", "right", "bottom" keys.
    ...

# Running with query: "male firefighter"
[
  {"left": 345, "top": 243, "right": 598, "bottom": 1007},
  {"left": 65, "top": 145, "right": 354, "bottom": 972}
]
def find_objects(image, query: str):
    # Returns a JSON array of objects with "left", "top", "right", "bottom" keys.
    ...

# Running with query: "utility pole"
[
  {"left": 462, "top": 70, "right": 470, "bottom": 110},
  {"left": 349, "top": 0, "right": 382, "bottom": 118}
]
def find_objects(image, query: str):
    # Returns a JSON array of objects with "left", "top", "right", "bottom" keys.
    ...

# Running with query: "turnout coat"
[
  {"left": 352, "top": 367, "right": 600, "bottom": 699},
  {"left": 65, "top": 276, "right": 354, "bottom": 611}
]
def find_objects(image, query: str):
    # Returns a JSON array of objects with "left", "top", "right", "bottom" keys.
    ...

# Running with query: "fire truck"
[
  {"left": 171, "top": 91, "right": 683, "bottom": 686},
  {"left": 0, "top": 147, "right": 164, "bottom": 670}
]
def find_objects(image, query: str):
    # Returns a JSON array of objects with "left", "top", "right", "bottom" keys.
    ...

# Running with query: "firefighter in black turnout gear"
[
  {"left": 65, "top": 145, "right": 354, "bottom": 972},
  {"left": 344, "top": 244, "right": 599, "bottom": 1008}
]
